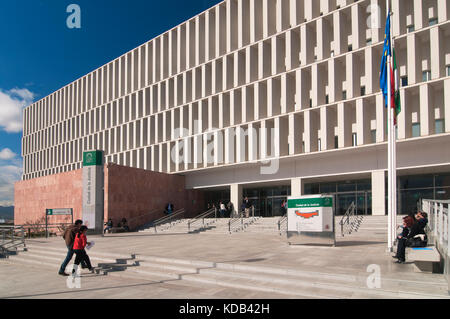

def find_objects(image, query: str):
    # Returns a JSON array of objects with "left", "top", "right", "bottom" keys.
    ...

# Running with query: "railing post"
[{"left": 435, "top": 201, "right": 438, "bottom": 239}]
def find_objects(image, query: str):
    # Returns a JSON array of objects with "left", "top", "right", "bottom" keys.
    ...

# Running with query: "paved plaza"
[{"left": 1, "top": 216, "right": 449, "bottom": 299}]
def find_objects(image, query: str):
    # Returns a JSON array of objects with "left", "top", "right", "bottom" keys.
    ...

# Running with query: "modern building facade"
[{"left": 19, "top": 0, "right": 450, "bottom": 219}]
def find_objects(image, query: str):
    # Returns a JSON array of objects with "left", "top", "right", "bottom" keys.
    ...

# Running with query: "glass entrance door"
[{"left": 336, "top": 192, "right": 369, "bottom": 216}]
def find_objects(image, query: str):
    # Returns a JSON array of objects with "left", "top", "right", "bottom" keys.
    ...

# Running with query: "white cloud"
[
  {"left": 0, "top": 88, "right": 35, "bottom": 133},
  {"left": 0, "top": 148, "right": 16, "bottom": 160},
  {"left": 0, "top": 163, "right": 22, "bottom": 206}
]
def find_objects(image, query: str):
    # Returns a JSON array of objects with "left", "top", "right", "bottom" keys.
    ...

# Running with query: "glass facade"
[
  {"left": 398, "top": 173, "right": 450, "bottom": 215},
  {"left": 304, "top": 179, "right": 372, "bottom": 216},
  {"left": 243, "top": 185, "right": 291, "bottom": 217}
]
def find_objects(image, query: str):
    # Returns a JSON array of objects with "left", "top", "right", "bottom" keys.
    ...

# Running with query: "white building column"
[
  {"left": 230, "top": 183, "right": 243, "bottom": 215},
  {"left": 291, "top": 177, "right": 304, "bottom": 197},
  {"left": 372, "top": 170, "right": 385, "bottom": 216},
  {"left": 445, "top": 79, "right": 450, "bottom": 133}
]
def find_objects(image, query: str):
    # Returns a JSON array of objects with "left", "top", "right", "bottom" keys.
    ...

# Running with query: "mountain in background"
[{"left": 0, "top": 206, "right": 14, "bottom": 220}]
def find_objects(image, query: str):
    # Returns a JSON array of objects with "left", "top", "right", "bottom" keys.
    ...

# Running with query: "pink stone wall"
[
  {"left": 104, "top": 164, "right": 205, "bottom": 230},
  {"left": 14, "top": 164, "right": 206, "bottom": 231},
  {"left": 14, "top": 169, "right": 83, "bottom": 226}
]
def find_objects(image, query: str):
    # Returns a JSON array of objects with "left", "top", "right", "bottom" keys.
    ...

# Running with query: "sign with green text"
[{"left": 83, "top": 151, "right": 103, "bottom": 167}]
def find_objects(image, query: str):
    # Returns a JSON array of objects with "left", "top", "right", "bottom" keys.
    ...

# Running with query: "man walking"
[{"left": 58, "top": 219, "right": 86, "bottom": 276}]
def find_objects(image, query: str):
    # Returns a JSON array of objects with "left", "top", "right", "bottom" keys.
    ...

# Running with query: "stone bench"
[
  {"left": 105, "top": 227, "right": 127, "bottom": 234},
  {"left": 407, "top": 246, "right": 441, "bottom": 273}
]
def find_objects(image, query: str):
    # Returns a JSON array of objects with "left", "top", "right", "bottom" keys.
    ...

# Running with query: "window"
[
  {"left": 447, "top": 66, "right": 450, "bottom": 76},
  {"left": 435, "top": 119, "right": 445, "bottom": 134},
  {"left": 366, "top": 38, "right": 372, "bottom": 45},
  {"left": 429, "top": 18, "right": 438, "bottom": 26},
  {"left": 352, "top": 133, "right": 357, "bottom": 146},
  {"left": 325, "top": 95, "right": 329, "bottom": 104},
  {"left": 342, "top": 91, "right": 347, "bottom": 100},
  {"left": 371, "top": 130, "right": 377, "bottom": 143},
  {"left": 407, "top": 25, "right": 415, "bottom": 33},
  {"left": 401, "top": 76, "right": 408, "bottom": 87},
  {"left": 318, "top": 138, "right": 321, "bottom": 151},
  {"left": 334, "top": 136, "right": 339, "bottom": 149},
  {"left": 422, "top": 70, "right": 431, "bottom": 82},
  {"left": 360, "top": 86, "right": 366, "bottom": 96},
  {"left": 348, "top": 45, "right": 353, "bottom": 52},
  {"left": 412, "top": 123, "right": 421, "bottom": 137}
]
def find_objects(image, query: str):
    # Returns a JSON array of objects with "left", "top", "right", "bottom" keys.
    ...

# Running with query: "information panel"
[{"left": 287, "top": 195, "right": 335, "bottom": 246}]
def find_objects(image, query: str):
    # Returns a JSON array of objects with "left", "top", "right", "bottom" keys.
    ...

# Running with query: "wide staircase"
[{"left": 3, "top": 238, "right": 449, "bottom": 299}]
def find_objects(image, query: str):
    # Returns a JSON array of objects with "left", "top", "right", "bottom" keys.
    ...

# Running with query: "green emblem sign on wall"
[{"left": 83, "top": 151, "right": 103, "bottom": 167}]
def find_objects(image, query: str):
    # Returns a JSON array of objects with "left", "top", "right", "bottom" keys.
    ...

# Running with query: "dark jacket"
[
  {"left": 63, "top": 224, "right": 80, "bottom": 248},
  {"left": 407, "top": 218, "right": 428, "bottom": 239}
]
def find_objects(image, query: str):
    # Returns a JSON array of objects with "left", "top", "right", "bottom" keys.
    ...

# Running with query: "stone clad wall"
[
  {"left": 104, "top": 164, "right": 205, "bottom": 230},
  {"left": 14, "top": 169, "right": 83, "bottom": 226},
  {"left": 15, "top": 163, "right": 206, "bottom": 231}
]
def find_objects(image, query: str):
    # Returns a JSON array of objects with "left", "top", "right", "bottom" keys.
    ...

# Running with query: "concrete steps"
[{"left": 3, "top": 242, "right": 449, "bottom": 299}]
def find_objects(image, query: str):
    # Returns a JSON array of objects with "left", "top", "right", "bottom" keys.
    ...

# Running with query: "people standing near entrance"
[
  {"left": 227, "top": 201, "right": 234, "bottom": 218},
  {"left": 243, "top": 197, "right": 252, "bottom": 218},
  {"left": 58, "top": 219, "right": 87, "bottom": 276},
  {"left": 281, "top": 200, "right": 287, "bottom": 216},
  {"left": 73, "top": 226, "right": 95, "bottom": 273},
  {"left": 166, "top": 203, "right": 174, "bottom": 215},
  {"left": 219, "top": 202, "right": 227, "bottom": 218}
]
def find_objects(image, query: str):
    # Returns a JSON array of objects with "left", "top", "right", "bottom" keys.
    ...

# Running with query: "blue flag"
[{"left": 380, "top": 14, "right": 391, "bottom": 107}]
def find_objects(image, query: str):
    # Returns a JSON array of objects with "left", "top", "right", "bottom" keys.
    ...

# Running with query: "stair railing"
[
  {"left": 188, "top": 208, "right": 217, "bottom": 232},
  {"left": 127, "top": 209, "right": 162, "bottom": 231},
  {"left": 339, "top": 202, "right": 364, "bottom": 237},
  {"left": 278, "top": 214, "right": 288, "bottom": 236},
  {"left": 151, "top": 208, "right": 185, "bottom": 233},
  {"left": 0, "top": 226, "right": 27, "bottom": 257}
]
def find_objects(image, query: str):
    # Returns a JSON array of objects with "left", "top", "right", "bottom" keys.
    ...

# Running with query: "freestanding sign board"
[
  {"left": 287, "top": 195, "right": 335, "bottom": 246},
  {"left": 82, "top": 150, "right": 104, "bottom": 234}
]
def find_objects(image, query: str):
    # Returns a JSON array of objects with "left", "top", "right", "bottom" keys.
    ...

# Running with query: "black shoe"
[
  {"left": 394, "top": 260, "right": 405, "bottom": 264},
  {"left": 392, "top": 255, "right": 399, "bottom": 259},
  {"left": 58, "top": 271, "right": 70, "bottom": 276}
]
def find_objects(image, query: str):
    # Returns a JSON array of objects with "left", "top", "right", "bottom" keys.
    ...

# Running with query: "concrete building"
[{"left": 17, "top": 0, "right": 450, "bottom": 224}]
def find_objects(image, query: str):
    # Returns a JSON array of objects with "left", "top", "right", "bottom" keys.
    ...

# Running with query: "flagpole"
[
  {"left": 392, "top": 35, "right": 398, "bottom": 251},
  {"left": 386, "top": 0, "right": 393, "bottom": 252}
]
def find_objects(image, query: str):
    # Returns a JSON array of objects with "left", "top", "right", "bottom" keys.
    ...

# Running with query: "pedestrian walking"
[
  {"left": 58, "top": 219, "right": 87, "bottom": 276},
  {"left": 72, "top": 226, "right": 95, "bottom": 274}
]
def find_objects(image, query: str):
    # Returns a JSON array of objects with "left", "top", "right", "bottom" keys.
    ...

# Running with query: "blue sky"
[{"left": 0, "top": 0, "right": 222, "bottom": 205}]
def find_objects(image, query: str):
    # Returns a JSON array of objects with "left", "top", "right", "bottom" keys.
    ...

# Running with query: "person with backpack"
[
  {"left": 58, "top": 220, "right": 87, "bottom": 276},
  {"left": 72, "top": 225, "right": 95, "bottom": 274}
]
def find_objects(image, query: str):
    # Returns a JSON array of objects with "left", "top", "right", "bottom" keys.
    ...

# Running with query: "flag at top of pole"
[
  {"left": 380, "top": 14, "right": 391, "bottom": 107},
  {"left": 380, "top": 3, "right": 398, "bottom": 252}
]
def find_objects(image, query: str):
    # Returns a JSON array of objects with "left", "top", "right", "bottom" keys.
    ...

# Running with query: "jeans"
[
  {"left": 73, "top": 249, "right": 92, "bottom": 270},
  {"left": 59, "top": 246, "right": 87, "bottom": 273},
  {"left": 396, "top": 238, "right": 407, "bottom": 261}
]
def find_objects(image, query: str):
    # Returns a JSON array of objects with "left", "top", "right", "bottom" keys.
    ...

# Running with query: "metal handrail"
[
  {"left": 229, "top": 207, "right": 258, "bottom": 234},
  {"left": 0, "top": 226, "right": 27, "bottom": 257},
  {"left": 188, "top": 208, "right": 217, "bottom": 232},
  {"left": 278, "top": 214, "right": 288, "bottom": 235},
  {"left": 339, "top": 202, "right": 360, "bottom": 237},
  {"left": 127, "top": 209, "right": 161, "bottom": 230},
  {"left": 151, "top": 208, "right": 185, "bottom": 232},
  {"left": 420, "top": 199, "right": 449, "bottom": 292}
]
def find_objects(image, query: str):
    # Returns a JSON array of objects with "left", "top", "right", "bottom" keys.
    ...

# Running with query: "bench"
[
  {"left": 407, "top": 246, "right": 442, "bottom": 273},
  {"left": 105, "top": 227, "right": 127, "bottom": 234}
]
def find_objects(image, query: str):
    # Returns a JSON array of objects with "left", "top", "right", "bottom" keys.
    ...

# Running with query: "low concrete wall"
[
  {"left": 105, "top": 164, "right": 205, "bottom": 230},
  {"left": 14, "top": 169, "right": 83, "bottom": 226},
  {"left": 14, "top": 164, "right": 205, "bottom": 231}
]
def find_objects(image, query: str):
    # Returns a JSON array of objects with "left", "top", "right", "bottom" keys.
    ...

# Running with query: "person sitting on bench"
[{"left": 394, "top": 212, "right": 428, "bottom": 264}]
